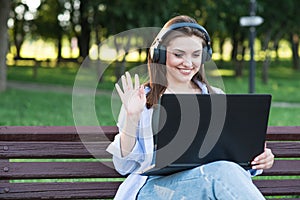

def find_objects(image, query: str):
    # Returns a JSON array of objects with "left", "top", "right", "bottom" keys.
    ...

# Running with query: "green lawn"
[{"left": 1, "top": 60, "right": 299, "bottom": 126}]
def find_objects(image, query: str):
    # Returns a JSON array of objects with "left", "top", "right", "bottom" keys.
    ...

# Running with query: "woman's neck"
[{"left": 166, "top": 82, "right": 201, "bottom": 94}]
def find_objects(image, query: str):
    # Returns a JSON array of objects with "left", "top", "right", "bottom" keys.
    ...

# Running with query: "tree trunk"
[
  {"left": 57, "top": 33, "right": 63, "bottom": 62},
  {"left": 291, "top": 33, "right": 300, "bottom": 70},
  {"left": 231, "top": 37, "right": 238, "bottom": 61},
  {"left": 262, "top": 30, "right": 272, "bottom": 84},
  {"left": 219, "top": 37, "right": 225, "bottom": 63},
  {"left": 0, "top": 0, "right": 11, "bottom": 92},
  {"left": 234, "top": 37, "right": 245, "bottom": 77},
  {"left": 78, "top": 0, "right": 91, "bottom": 60}
]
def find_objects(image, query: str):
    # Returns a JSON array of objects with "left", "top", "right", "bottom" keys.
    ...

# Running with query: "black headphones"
[{"left": 150, "top": 22, "right": 212, "bottom": 65}]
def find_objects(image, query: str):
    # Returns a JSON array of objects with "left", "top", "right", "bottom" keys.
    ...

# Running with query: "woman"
[{"left": 107, "top": 15, "right": 274, "bottom": 200}]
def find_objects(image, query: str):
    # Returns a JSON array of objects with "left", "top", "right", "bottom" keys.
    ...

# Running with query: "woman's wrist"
[{"left": 120, "top": 112, "right": 141, "bottom": 138}]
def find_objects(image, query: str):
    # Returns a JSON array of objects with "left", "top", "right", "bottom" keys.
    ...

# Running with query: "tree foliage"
[{"left": 3, "top": 0, "right": 300, "bottom": 68}]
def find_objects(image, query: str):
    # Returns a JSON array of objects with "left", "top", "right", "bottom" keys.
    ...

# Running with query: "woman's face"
[{"left": 166, "top": 35, "right": 204, "bottom": 86}]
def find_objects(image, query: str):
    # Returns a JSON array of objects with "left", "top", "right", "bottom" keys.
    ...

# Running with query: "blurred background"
[{"left": 0, "top": 0, "right": 299, "bottom": 126}]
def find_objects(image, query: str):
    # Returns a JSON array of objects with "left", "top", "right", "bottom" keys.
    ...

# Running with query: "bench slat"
[
  {"left": 254, "top": 179, "right": 300, "bottom": 196},
  {"left": 2, "top": 160, "right": 299, "bottom": 180},
  {"left": 267, "top": 142, "right": 300, "bottom": 157},
  {"left": 266, "top": 126, "right": 300, "bottom": 141},
  {"left": 0, "top": 142, "right": 111, "bottom": 159},
  {"left": 261, "top": 160, "right": 300, "bottom": 176},
  {"left": 0, "top": 126, "right": 118, "bottom": 142},
  {"left": 1, "top": 159, "right": 298, "bottom": 179},
  {"left": 1, "top": 126, "right": 299, "bottom": 141},
  {"left": 0, "top": 162, "right": 121, "bottom": 179},
  {"left": 0, "top": 182, "right": 121, "bottom": 199},
  {"left": 1, "top": 141, "right": 299, "bottom": 158},
  {"left": 1, "top": 180, "right": 299, "bottom": 199}
]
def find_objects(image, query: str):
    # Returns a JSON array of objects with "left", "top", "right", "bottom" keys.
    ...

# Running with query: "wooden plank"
[
  {"left": 1, "top": 126, "right": 300, "bottom": 141},
  {"left": 0, "top": 142, "right": 111, "bottom": 159},
  {"left": 1, "top": 141, "right": 299, "bottom": 159},
  {"left": 0, "top": 159, "right": 9, "bottom": 184},
  {"left": 267, "top": 142, "right": 300, "bottom": 157},
  {"left": 0, "top": 126, "right": 119, "bottom": 142},
  {"left": 1, "top": 125, "right": 300, "bottom": 144},
  {"left": 0, "top": 126, "right": 298, "bottom": 143},
  {"left": 1, "top": 160, "right": 299, "bottom": 179},
  {"left": 0, "top": 162, "right": 122, "bottom": 179},
  {"left": 254, "top": 179, "right": 300, "bottom": 196},
  {"left": 262, "top": 160, "right": 300, "bottom": 176},
  {"left": 0, "top": 182, "right": 121, "bottom": 199},
  {"left": 267, "top": 126, "right": 300, "bottom": 141},
  {"left": 1, "top": 180, "right": 300, "bottom": 199}
]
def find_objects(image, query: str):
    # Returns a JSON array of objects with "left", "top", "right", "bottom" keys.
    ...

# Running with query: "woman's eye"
[
  {"left": 174, "top": 53, "right": 183, "bottom": 57},
  {"left": 193, "top": 54, "right": 201, "bottom": 57}
]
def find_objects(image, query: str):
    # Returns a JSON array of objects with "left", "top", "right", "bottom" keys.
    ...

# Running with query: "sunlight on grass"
[{"left": 209, "top": 69, "right": 235, "bottom": 77}]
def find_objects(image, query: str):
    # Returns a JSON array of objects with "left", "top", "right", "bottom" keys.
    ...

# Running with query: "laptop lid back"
[{"left": 152, "top": 94, "right": 271, "bottom": 170}]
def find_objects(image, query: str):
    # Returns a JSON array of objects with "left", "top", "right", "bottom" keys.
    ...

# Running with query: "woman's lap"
[{"left": 137, "top": 161, "right": 265, "bottom": 200}]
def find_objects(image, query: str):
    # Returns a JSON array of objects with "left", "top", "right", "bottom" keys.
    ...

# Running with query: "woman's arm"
[
  {"left": 115, "top": 72, "right": 146, "bottom": 157},
  {"left": 119, "top": 112, "right": 140, "bottom": 157}
]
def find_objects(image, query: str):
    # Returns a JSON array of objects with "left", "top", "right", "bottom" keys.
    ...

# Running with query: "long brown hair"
[{"left": 145, "top": 15, "right": 214, "bottom": 109}]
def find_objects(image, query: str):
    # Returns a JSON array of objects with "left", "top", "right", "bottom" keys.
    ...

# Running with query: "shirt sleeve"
[
  {"left": 106, "top": 134, "right": 145, "bottom": 175},
  {"left": 106, "top": 105, "right": 145, "bottom": 175},
  {"left": 248, "top": 169, "right": 263, "bottom": 177},
  {"left": 211, "top": 86, "right": 225, "bottom": 94}
]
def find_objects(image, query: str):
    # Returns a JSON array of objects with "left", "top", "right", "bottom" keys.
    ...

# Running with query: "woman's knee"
[{"left": 201, "top": 160, "right": 251, "bottom": 180}]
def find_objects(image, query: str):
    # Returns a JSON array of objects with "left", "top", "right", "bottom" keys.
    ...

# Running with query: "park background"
[{"left": 0, "top": 0, "right": 299, "bottom": 126}]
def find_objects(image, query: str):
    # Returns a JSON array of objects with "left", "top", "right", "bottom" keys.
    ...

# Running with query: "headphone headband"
[
  {"left": 158, "top": 22, "right": 211, "bottom": 45},
  {"left": 150, "top": 22, "right": 212, "bottom": 64}
]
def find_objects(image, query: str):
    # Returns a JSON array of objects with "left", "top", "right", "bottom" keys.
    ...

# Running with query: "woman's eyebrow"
[
  {"left": 170, "top": 48, "right": 202, "bottom": 53},
  {"left": 170, "top": 48, "right": 185, "bottom": 53}
]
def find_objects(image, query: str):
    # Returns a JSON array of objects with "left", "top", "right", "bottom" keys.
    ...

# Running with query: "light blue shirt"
[{"left": 106, "top": 81, "right": 261, "bottom": 200}]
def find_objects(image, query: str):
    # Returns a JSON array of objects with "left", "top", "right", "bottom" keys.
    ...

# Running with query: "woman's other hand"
[{"left": 251, "top": 143, "right": 274, "bottom": 170}]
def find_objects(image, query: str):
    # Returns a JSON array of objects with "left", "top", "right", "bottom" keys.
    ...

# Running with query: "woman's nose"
[{"left": 183, "top": 58, "right": 193, "bottom": 68}]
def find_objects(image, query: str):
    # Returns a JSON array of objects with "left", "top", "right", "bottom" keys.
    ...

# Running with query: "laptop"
[{"left": 140, "top": 94, "right": 272, "bottom": 176}]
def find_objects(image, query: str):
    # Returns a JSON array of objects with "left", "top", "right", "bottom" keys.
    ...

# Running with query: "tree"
[
  {"left": 33, "top": 0, "right": 64, "bottom": 60},
  {"left": 9, "top": 0, "right": 31, "bottom": 59},
  {"left": 0, "top": 0, "right": 11, "bottom": 92},
  {"left": 258, "top": 0, "right": 300, "bottom": 83}
]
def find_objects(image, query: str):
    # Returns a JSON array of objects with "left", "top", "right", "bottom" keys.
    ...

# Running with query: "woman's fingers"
[
  {"left": 134, "top": 74, "right": 140, "bottom": 90},
  {"left": 116, "top": 72, "right": 143, "bottom": 105},
  {"left": 251, "top": 148, "right": 274, "bottom": 169},
  {"left": 115, "top": 83, "right": 124, "bottom": 102},
  {"left": 121, "top": 74, "right": 127, "bottom": 92},
  {"left": 126, "top": 71, "right": 133, "bottom": 90}
]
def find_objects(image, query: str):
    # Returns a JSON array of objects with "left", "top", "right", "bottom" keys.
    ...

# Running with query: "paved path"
[
  {"left": 7, "top": 81, "right": 300, "bottom": 108},
  {"left": 7, "top": 81, "right": 112, "bottom": 96}
]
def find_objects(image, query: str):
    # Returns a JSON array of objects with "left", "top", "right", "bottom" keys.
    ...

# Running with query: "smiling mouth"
[{"left": 178, "top": 68, "right": 193, "bottom": 75}]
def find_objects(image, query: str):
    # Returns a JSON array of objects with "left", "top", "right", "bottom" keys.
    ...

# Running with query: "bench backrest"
[{"left": 0, "top": 126, "right": 300, "bottom": 199}]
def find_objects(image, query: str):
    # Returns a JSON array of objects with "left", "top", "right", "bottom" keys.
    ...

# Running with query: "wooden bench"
[{"left": 0, "top": 126, "right": 299, "bottom": 199}]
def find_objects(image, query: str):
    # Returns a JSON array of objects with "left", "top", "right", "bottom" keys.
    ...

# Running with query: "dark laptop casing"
[{"left": 141, "top": 94, "right": 271, "bottom": 176}]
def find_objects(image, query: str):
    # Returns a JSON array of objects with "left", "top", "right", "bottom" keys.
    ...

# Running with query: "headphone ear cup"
[
  {"left": 151, "top": 46, "right": 166, "bottom": 64},
  {"left": 158, "top": 45, "right": 166, "bottom": 64}
]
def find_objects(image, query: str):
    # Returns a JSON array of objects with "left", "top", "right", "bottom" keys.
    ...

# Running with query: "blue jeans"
[{"left": 137, "top": 161, "right": 265, "bottom": 200}]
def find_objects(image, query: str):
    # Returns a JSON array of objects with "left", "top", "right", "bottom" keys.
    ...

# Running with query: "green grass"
[
  {"left": 218, "top": 60, "right": 300, "bottom": 102},
  {"left": 1, "top": 88, "right": 299, "bottom": 126},
  {"left": 0, "top": 89, "right": 117, "bottom": 126},
  {"left": 2, "top": 60, "right": 300, "bottom": 126}
]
